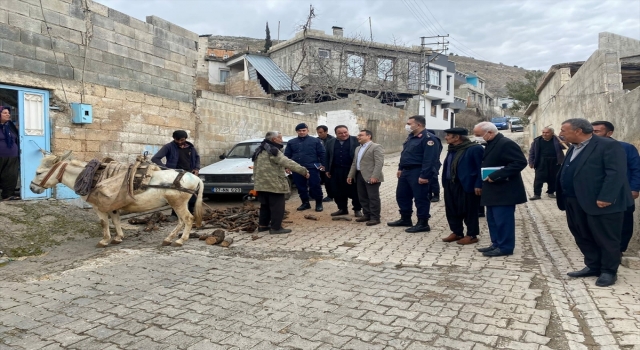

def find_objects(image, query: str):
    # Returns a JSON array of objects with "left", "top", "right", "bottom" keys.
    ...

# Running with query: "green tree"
[
  {"left": 264, "top": 22, "right": 272, "bottom": 53},
  {"left": 505, "top": 70, "right": 545, "bottom": 111}
]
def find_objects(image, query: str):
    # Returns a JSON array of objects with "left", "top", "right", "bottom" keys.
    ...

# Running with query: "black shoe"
[
  {"left": 297, "top": 202, "right": 311, "bottom": 211},
  {"left": 270, "top": 228, "right": 292, "bottom": 234},
  {"left": 405, "top": 219, "right": 430, "bottom": 233},
  {"left": 547, "top": 193, "right": 556, "bottom": 198},
  {"left": 354, "top": 210, "right": 363, "bottom": 217},
  {"left": 595, "top": 273, "right": 617, "bottom": 287},
  {"left": 430, "top": 195, "right": 440, "bottom": 203},
  {"left": 356, "top": 216, "right": 371, "bottom": 222},
  {"left": 366, "top": 220, "right": 381, "bottom": 226},
  {"left": 315, "top": 203, "right": 323, "bottom": 212},
  {"left": 166, "top": 215, "right": 178, "bottom": 222},
  {"left": 567, "top": 267, "right": 601, "bottom": 278},
  {"left": 387, "top": 216, "right": 413, "bottom": 227},
  {"left": 482, "top": 248, "right": 512, "bottom": 257},
  {"left": 258, "top": 226, "right": 270, "bottom": 232},
  {"left": 478, "top": 213, "right": 485, "bottom": 218},
  {"left": 331, "top": 209, "right": 349, "bottom": 216},
  {"left": 529, "top": 195, "right": 541, "bottom": 200},
  {"left": 322, "top": 197, "right": 333, "bottom": 202},
  {"left": 477, "top": 245, "right": 495, "bottom": 252}
]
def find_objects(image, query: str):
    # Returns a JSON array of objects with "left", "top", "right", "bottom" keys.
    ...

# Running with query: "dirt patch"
[{"left": 0, "top": 200, "right": 103, "bottom": 258}]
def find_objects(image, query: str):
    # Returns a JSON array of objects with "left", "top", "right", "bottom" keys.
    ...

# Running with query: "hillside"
[
  {"left": 207, "top": 35, "right": 532, "bottom": 95},
  {"left": 448, "top": 55, "right": 532, "bottom": 96}
]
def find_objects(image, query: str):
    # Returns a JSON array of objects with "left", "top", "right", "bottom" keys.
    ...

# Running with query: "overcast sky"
[{"left": 99, "top": 0, "right": 640, "bottom": 71}]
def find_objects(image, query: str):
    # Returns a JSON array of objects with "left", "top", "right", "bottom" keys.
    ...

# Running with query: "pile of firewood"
[{"left": 202, "top": 202, "right": 289, "bottom": 233}]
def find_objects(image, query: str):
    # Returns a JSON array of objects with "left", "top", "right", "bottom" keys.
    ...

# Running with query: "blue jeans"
[{"left": 486, "top": 205, "right": 516, "bottom": 253}]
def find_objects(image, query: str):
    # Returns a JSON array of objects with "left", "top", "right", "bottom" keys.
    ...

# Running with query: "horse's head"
[{"left": 30, "top": 150, "right": 73, "bottom": 193}]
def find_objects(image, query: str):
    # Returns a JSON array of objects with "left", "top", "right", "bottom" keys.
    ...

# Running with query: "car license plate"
[{"left": 212, "top": 188, "right": 242, "bottom": 193}]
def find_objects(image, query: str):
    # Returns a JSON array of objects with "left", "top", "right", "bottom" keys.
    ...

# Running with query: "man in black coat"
[
  {"left": 316, "top": 125, "right": 335, "bottom": 202},
  {"left": 528, "top": 127, "right": 566, "bottom": 200},
  {"left": 473, "top": 122, "right": 528, "bottom": 257},
  {"left": 557, "top": 118, "right": 633, "bottom": 287},
  {"left": 325, "top": 125, "right": 362, "bottom": 217}
]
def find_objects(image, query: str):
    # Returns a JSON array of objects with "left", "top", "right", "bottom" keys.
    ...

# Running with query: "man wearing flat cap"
[
  {"left": 441, "top": 128, "right": 484, "bottom": 245},
  {"left": 284, "top": 123, "right": 327, "bottom": 212}
]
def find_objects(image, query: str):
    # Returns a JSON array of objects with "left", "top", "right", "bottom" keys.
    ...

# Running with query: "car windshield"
[
  {"left": 226, "top": 141, "right": 289, "bottom": 158},
  {"left": 511, "top": 120, "right": 521, "bottom": 125},
  {"left": 492, "top": 118, "right": 506, "bottom": 123},
  {"left": 227, "top": 142, "right": 260, "bottom": 158}
]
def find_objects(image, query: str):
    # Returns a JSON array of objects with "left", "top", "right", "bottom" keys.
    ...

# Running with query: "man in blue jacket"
[
  {"left": 426, "top": 129, "right": 443, "bottom": 203},
  {"left": 440, "top": 128, "right": 484, "bottom": 245},
  {"left": 591, "top": 121, "right": 640, "bottom": 255},
  {"left": 284, "top": 123, "right": 326, "bottom": 212},
  {"left": 387, "top": 116, "right": 440, "bottom": 233},
  {"left": 152, "top": 130, "right": 201, "bottom": 218}
]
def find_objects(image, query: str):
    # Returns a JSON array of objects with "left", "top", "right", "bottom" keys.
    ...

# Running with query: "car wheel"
[{"left": 284, "top": 177, "right": 293, "bottom": 200}]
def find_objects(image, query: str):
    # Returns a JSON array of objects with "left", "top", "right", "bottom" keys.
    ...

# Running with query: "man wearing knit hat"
[{"left": 284, "top": 123, "right": 326, "bottom": 212}]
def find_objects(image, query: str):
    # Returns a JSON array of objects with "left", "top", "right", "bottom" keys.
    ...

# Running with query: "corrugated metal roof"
[{"left": 245, "top": 55, "right": 301, "bottom": 92}]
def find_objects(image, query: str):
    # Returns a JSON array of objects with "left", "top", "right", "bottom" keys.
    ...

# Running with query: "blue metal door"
[{"left": 18, "top": 89, "right": 50, "bottom": 200}]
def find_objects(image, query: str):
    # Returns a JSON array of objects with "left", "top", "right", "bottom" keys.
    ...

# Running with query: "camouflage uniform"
[
  {"left": 253, "top": 141, "right": 308, "bottom": 232},
  {"left": 254, "top": 144, "right": 308, "bottom": 193}
]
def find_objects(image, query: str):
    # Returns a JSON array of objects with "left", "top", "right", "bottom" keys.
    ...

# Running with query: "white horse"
[{"left": 29, "top": 151, "right": 204, "bottom": 247}]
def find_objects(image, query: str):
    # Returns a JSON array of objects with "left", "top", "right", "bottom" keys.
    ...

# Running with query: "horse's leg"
[
  {"left": 95, "top": 210, "right": 112, "bottom": 248},
  {"left": 162, "top": 219, "right": 184, "bottom": 246},
  {"left": 171, "top": 195, "right": 194, "bottom": 247},
  {"left": 109, "top": 210, "right": 124, "bottom": 244}
]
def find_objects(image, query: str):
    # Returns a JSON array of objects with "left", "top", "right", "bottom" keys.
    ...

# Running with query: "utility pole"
[
  {"left": 369, "top": 17, "right": 372, "bottom": 42},
  {"left": 418, "top": 35, "right": 449, "bottom": 117},
  {"left": 277, "top": 21, "right": 280, "bottom": 41}
]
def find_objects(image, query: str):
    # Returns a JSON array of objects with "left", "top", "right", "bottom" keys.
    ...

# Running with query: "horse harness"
[{"left": 32, "top": 161, "right": 68, "bottom": 188}]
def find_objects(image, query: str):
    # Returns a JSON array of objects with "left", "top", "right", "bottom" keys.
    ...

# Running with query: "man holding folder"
[{"left": 473, "top": 122, "right": 528, "bottom": 257}]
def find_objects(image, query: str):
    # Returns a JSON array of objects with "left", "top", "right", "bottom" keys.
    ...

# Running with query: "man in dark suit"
[
  {"left": 591, "top": 121, "right": 640, "bottom": 255},
  {"left": 473, "top": 122, "right": 528, "bottom": 257},
  {"left": 325, "top": 125, "right": 362, "bottom": 217},
  {"left": 440, "top": 128, "right": 484, "bottom": 245},
  {"left": 558, "top": 118, "right": 633, "bottom": 287},
  {"left": 316, "top": 125, "right": 335, "bottom": 202}
]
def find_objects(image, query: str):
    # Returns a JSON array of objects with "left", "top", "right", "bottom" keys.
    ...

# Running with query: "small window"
[
  {"left": 443, "top": 109, "right": 448, "bottom": 121},
  {"left": 377, "top": 58, "right": 394, "bottom": 81},
  {"left": 318, "top": 49, "right": 330, "bottom": 59},
  {"left": 223, "top": 54, "right": 229, "bottom": 59},
  {"left": 428, "top": 69, "right": 441, "bottom": 86},
  {"left": 347, "top": 54, "right": 364, "bottom": 78},
  {"left": 220, "top": 70, "right": 231, "bottom": 83},
  {"left": 408, "top": 61, "right": 420, "bottom": 90},
  {"left": 430, "top": 105, "right": 437, "bottom": 117}
]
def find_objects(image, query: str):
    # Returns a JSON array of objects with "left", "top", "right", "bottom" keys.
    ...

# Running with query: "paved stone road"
[{"left": 1, "top": 133, "right": 640, "bottom": 350}]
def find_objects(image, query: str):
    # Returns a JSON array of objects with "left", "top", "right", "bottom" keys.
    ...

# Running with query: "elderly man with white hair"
[{"left": 473, "top": 121, "right": 528, "bottom": 257}]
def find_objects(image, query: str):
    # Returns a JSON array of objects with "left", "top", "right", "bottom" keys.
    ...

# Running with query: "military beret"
[
  {"left": 443, "top": 127, "right": 468, "bottom": 136},
  {"left": 295, "top": 123, "right": 308, "bottom": 131}
]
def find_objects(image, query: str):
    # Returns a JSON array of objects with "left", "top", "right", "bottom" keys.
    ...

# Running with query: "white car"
[{"left": 199, "top": 136, "right": 295, "bottom": 199}]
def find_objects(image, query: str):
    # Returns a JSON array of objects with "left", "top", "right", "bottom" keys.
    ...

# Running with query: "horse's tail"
[{"left": 194, "top": 177, "right": 204, "bottom": 227}]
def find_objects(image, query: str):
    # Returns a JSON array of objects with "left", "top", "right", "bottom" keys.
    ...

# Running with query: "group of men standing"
[
  {"left": 236, "top": 116, "right": 640, "bottom": 286},
  {"left": 286, "top": 123, "right": 385, "bottom": 226}
]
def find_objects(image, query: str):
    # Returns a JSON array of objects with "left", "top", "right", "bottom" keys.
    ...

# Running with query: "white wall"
[
  {"left": 316, "top": 110, "right": 361, "bottom": 137},
  {"left": 418, "top": 98, "right": 452, "bottom": 131},
  {"left": 208, "top": 61, "right": 229, "bottom": 85}
]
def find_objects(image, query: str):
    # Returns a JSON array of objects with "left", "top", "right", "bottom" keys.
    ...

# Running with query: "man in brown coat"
[{"left": 348, "top": 130, "right": 384, "bottom": 226}]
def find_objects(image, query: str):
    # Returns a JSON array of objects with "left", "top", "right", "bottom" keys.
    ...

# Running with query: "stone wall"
[
  {"left": 0, "top": 0, "right": 200, "bottom": 161},
  {"left": 224, "top": 73, "right": 269, "bottom": 97},
  {"left": 289, "top": 94, "right": 413, "bottom": 153},
  {"left": 195, "top": 91, "right": 316, "bottom": 166}
]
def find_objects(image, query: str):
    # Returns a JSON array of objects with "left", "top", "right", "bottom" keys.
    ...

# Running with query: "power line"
[
  {"left": 413, "top": 0, "right": 490, "bottom": 61},
  {"left": 400, "top": 0, "right": 438, "bottom": 37}
]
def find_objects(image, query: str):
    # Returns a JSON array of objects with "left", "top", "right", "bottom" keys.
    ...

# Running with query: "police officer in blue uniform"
[
  {"left": 426, "top": 129, "right": 443, "bottom": 202},
  {"left": 388, "top": 115, "right": 440, "bottom": 232}
]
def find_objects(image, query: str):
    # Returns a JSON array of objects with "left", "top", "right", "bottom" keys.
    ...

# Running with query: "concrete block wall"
[
  {"left": 0, "top": 0, "right": 203, "bottom": 161},
  {"left": 289, "top": 93, "right": 409, "bottom": 153},
  {"left": 599, "top": 32, "right": 640, "bottom": 59},
  {"left": 225, "top": 73, "right": 269, "bottom": 97},
  {"left": 195, "top": 91, "right": 316, "bottom": 166}
]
